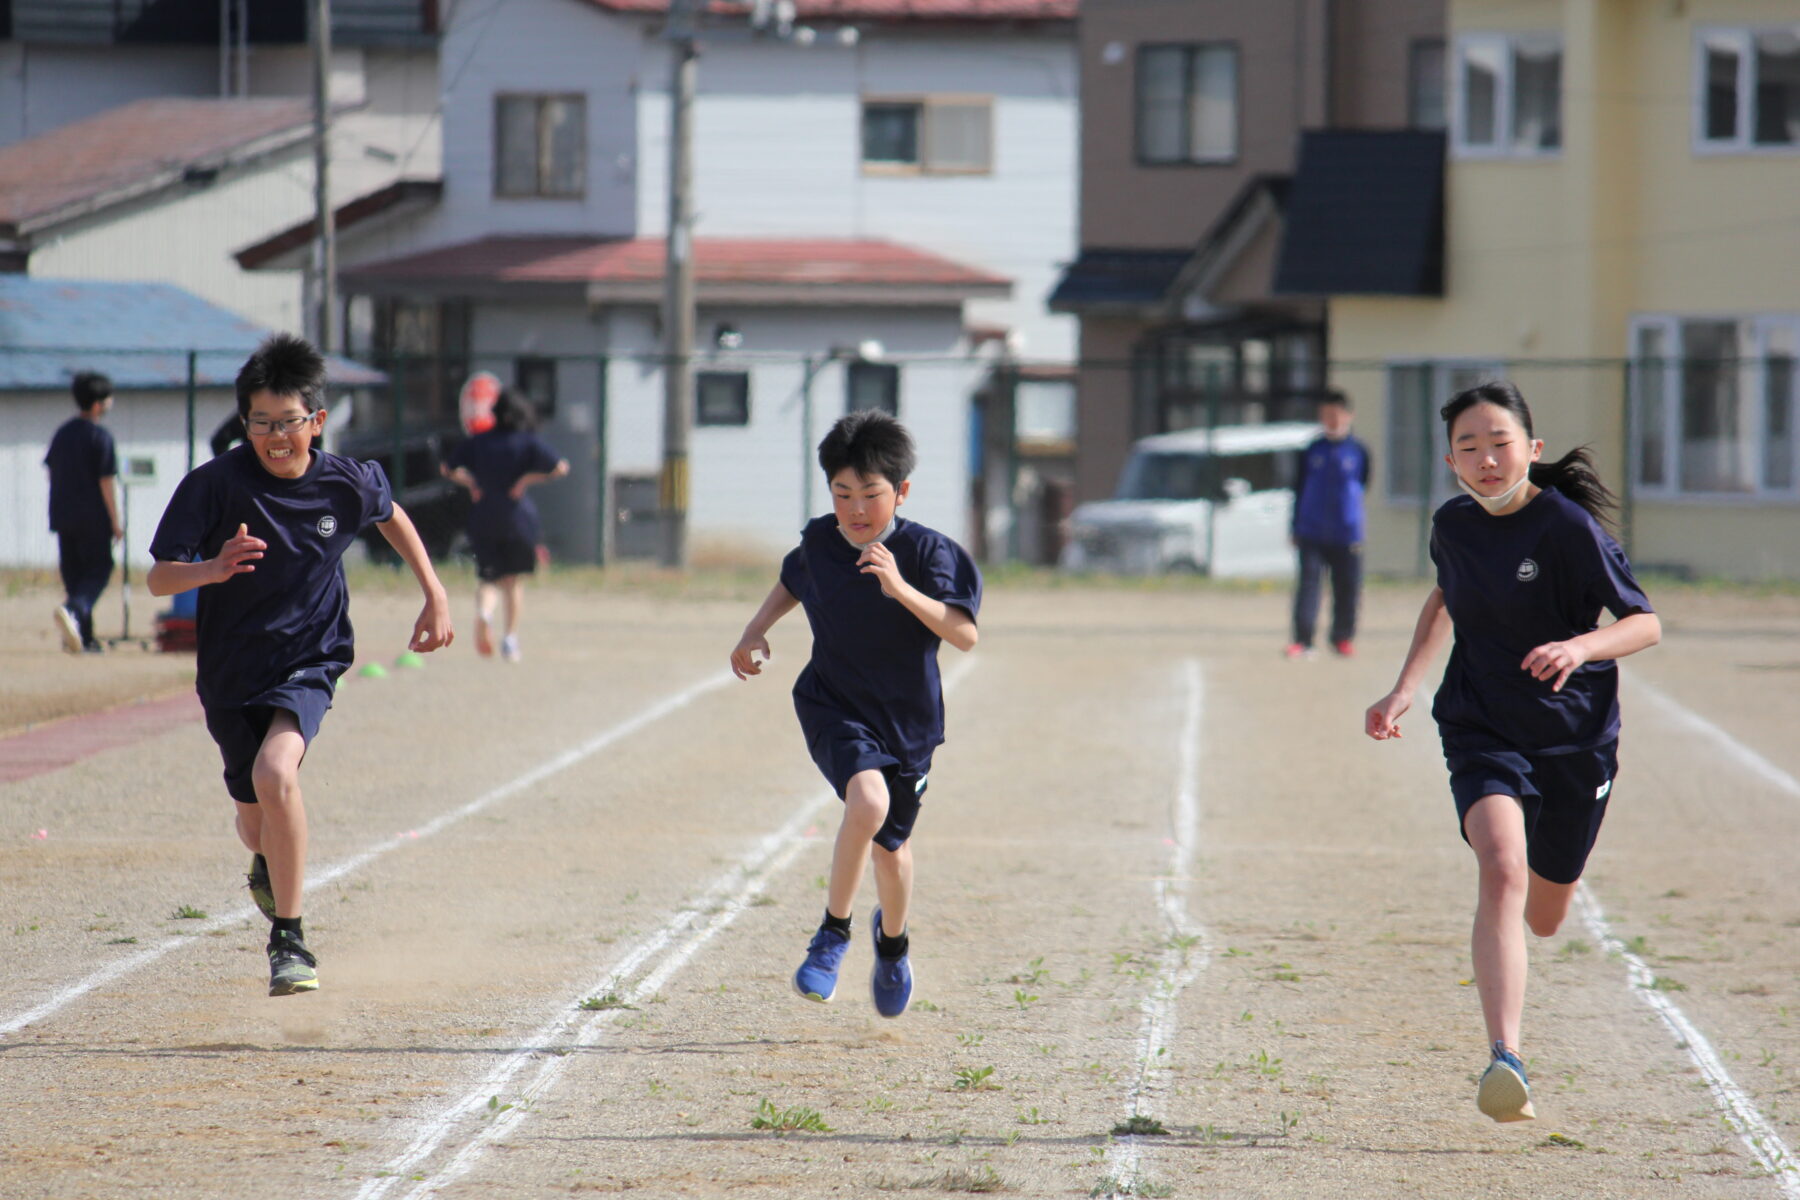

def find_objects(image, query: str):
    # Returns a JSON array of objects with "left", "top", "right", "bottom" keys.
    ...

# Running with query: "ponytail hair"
[{"left": 1440, "top": 379, "right": 1618, "bottom": 527}]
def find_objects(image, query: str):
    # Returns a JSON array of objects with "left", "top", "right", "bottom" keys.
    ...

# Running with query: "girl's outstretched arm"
[
  {"left": 1365, "top": 587, "right": 1452, "bottom": 741},
  {"left": 1521, "top": 611, "right": 1661, "bottom": 693}
]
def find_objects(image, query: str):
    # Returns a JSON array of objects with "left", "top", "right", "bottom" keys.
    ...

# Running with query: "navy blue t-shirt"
[
  {"left": 1430, "top": 488, "right": 1652, "bottom": 756},
  {"left": 447, "top": 429, "right": 562, "bottom": 544},
  {"left": 148, "top": 444, "right": 393, "bottom": 710},
  {"left": 1292, "top": 434, "right": 1369, "bottom": 546},
  {"left": 43, "top": 417, "right": 118, "bottom": 534},
  {"left": 779, "top": 516, "right": 982, "bottom": 774}
]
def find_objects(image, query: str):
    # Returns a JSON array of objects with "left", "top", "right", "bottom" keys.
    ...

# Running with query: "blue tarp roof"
[{"left": 0, "top": 277, "right": 385, "bottom": 391}]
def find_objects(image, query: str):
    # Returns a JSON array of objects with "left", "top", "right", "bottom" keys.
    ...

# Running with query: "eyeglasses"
[{"left": 245, "top": 414, "right": 317, "bottom": 436}]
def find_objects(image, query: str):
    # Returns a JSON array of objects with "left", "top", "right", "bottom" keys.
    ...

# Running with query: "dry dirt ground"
[{"left": 2, "top": 568, "right": 1798, "bottom": 1199}]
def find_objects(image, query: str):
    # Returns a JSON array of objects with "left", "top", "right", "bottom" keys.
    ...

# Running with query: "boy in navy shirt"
[
  {"left": 730, "top": 411, "right": 980, "bottom": 1017},
  {"left": 44, "top": 371, "right": 122, "bottom": 653},
  {"left": 1366, "top": 381, "right": 1659, "bottom": 1123},
  {"left": 1287, "top": 391, "right": 1369, "bottom": 659},
  {"left": 148, "top": 335, "right": 454, "bottom": 996}
]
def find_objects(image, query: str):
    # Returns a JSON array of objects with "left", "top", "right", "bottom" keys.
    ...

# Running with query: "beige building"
[{"left": 1325, "top": 0, "right": 1800, "bottom": 580}]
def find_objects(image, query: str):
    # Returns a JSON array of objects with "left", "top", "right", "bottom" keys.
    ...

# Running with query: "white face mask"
[{"left": 1455, "top": 470, "right": 1531, "bottom": 514}]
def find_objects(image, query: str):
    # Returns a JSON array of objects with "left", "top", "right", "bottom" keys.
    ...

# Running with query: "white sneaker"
[
  {"left": 54, "top": 606, "right": 82, "bottom": 654},
  {"left": 500, "top": 634, "right": 521, "bottom": 663}
]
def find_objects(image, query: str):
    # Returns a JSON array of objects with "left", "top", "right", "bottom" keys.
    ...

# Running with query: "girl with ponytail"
[{"left": 1364, "top": 379, "right": 1661, "bottom": 1125}]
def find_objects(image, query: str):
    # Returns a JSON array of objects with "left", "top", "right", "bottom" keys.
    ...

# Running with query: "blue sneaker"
[
  {"left": 793, "top": 923, "right": 850, "bottom": 1003},
  {"left": 869, "top": 907, "right": 913, "bottom": 1018},
  {"left": 1478, "top": 1041, "right": 1535, "bottom": 1122}
]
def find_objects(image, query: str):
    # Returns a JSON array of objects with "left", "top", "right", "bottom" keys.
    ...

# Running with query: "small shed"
[{"left": 0, "top": 276, "right": 383, "bottom": 568}]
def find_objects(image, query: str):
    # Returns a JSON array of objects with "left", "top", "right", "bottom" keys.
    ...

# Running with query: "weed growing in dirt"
[
  {"left": 953, "top": 1066, "right": 998, "bottom": 1091},
  {"left": 169, "top": 905, "right": 206, "bottom": 920},
  {"left": 1542, "top": 1133, "right": 1586, "bottom": 1149},
  {"left": 1090, "top": 1171, "right": 1173, "bottom": 1197},
  {"left": 957, "top": 1032, "right": 985, "bottom": 1047},
  {"left": 1013, "top": 989, "right": 1039, "bottom": 1011},
  {"left": 107, "top": 936, "right": 138, "bottom": 944},
  {"left": 1621, "top": 935, "right": 1654, "bottom": 957},
  {"left": 1018, "top": 1107, "right": 1049, "bottom": 1125},
  {"left": 1559, "top": 939, "right": 1592, "bottom": 959},
  {"left": 1110, "top": 1115, "right": 1168, "bottom": 1136},
  {"left": 1648, "top": 976, "right": 1688, "bottom": 992},
  {"left": 867, "top": 1097, "right": 896, "bottom": 1113},
  {"left": 484, "top": 1095, "right": 534, "bottom": 1118},
  {"left": 1247, "top": 1050, "right": 1283, "bottom": 1077},
  {"left": 579, "top": 993, "right": 634, "bottom": 1011},
  {"left": 750, "top": 1097, "right": 832, "bottom": 1134},
  {"left": 1279, "top": 1110, "right": 1300, "bottom": 1137},
  {"left": 915, "top": 999, "right": 942, "bottom": 1013},
  {"left": 875, "top": 1165, "right": 1005, "bottom": 1193},
  {"left": 1009, "top": 957, "right": 1050, "bottom": 986}
]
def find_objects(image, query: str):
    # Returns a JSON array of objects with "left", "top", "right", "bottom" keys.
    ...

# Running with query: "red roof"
[
  {"left": 583, "top": 0, "right": 1074, "bottom": 19},
  {"left": 344, "top": 235, "right": 1009, "bottom": 295},
  {"left": 0, "top": 98, "right": 315, "bottom": 231}
]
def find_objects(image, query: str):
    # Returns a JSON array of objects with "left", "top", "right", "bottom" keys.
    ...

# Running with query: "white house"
[{"left": 247, "top": 0, "right": 1080, "bottom": 563}]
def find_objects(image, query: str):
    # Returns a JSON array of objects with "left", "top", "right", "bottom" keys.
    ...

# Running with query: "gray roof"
[{"left": 0, "top": 277, "right": 384, "bottom": 391}]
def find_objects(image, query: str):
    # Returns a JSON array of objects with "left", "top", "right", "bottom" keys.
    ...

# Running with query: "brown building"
[{"left": 1053, "top": 0, "right": 1447, "bottom": 502}]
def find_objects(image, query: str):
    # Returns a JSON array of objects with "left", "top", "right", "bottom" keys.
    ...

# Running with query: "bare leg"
[
  {"left": 249, "top": 710, "right": 308, "bottom": 920},
  {"left": 474, "top": 582, "right": 498, "bottom": 656},
  {"left": 500, "top": 575, "right": 524, "bottom": 639},
  {"left": 1464, "top": 794, "right": 1530, "bottom": 1052},
  {"left": 1524, "top": 873, "right": 1579, "bottom": 939},
  {"left": 826, "top": 770, "right": 889, "bottom": 920},
  {"left": 871, "top": 842, "right": 913, "bottom": 936}
]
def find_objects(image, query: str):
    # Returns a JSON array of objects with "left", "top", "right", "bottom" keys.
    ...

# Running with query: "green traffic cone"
[
  {"left": 358, "top": 662, "right": 389, "bottom": 679},
  {"left": 395, "top": 651, "right": 425, "bottom": 669}
]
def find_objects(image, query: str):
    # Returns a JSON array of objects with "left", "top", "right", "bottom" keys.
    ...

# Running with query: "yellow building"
[{"left": 1325, "top": 0, "right": 1800, "bottom": 580}]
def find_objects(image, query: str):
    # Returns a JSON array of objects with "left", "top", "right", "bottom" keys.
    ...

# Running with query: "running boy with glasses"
[
  {"left": 148, "top": 334, "right": 454, "bottom": 996},
  {"left": 730, "top": 410, "right": 980, "bottom": 1017}
]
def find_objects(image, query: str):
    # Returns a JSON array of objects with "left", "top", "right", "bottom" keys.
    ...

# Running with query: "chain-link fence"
[{"left": 5, "top": 348, "right": 1794, "bottom": 580}]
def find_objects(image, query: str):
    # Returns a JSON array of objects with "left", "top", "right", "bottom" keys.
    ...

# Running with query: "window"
[
  {"left": 846, "top": 362, "right": 900, "bottom": 416},
  {"left": 515, "top": 357, "right": 557, "bottom": 421},
  {"left": 1452, "top": 34, "right": 1561, "bottom": 157},
  {"left": 861, "top": 97, "right": 993, "bottom": 174},
  {"left": 1136, "top": 43, "right": 1238, "bottom": 164},
  {"left": 1696, "top": 28, "right": 1800, "bottom": 152},
  {"left": 1385, "top": 361, "right": 1506, "bottom": 501},
  {"left": 695, "top": 371, "right": 750, "bottom": 426},
  {"left": 1015, "top": 378, "right": 1076, "bottom": 445},
  {"left": 1409, "top": 39, "right": 1448, "bottom": 130},
  {"left": 495, "top": 94, "right": 585, "bottom": 197},
  {"left": 1631, "top": 315, "right": 1800, "bottom": 497}
]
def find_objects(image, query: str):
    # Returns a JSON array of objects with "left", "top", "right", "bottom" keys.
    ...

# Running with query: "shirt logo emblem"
[
  {"left": 288, "top": 668, "right": 308, "bottom": 682},
  {"left": 317, "top": 515, "right": 338, "bottom": 537},
  {"left": 1516, "top": 558, "right": 1539, "bottom": 582},
  {"left": 1595, "top": 779, "right": 1612, "bottom": 800}
]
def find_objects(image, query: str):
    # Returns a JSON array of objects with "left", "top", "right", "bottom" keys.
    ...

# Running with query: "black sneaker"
[
  {"left": 246, "top": 854, "right": 277, "bottom": 922},
  {"left": 267, "top": 928, "right": 319, "bottom": 996}
]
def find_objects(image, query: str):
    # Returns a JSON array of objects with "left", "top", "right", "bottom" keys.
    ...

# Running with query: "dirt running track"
[{"left": 1, "top": 576, "right": 1797, "bottom": 1199}]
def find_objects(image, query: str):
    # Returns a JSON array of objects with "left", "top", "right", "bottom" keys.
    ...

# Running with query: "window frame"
[
  {"left": 694, "top": 370, "right": 752, "bottom": 427},
  {"left": 859, "top": 95, "right": 995, "bottom": 176},
  {"left": 1383, "top": 359, "right": 1508, "bottom": 507},
  {"left": 845, "top": 361, "right": 901, "bottom": 416},
  {"left": 1449, "top": 33, "right": 1563, "bottom": 160},
  {"left": 1692, "top": 26, "right": 1800, "bottom": 156},
  {"left": 493, "top": 92, "right": 587, "bottom": 199},
  {"left": 1409, "top": 38, "right": 1448, "bottom": 131},
  {"left": 1629, "top": 313, "right": 1800, "bottom": 503},
  {"left": 1133, "top": 41, "right": 1241, "bottom": 167}
]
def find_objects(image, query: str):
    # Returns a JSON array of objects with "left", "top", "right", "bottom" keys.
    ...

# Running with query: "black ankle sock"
[
  {"left": 272, "top": 916, "right": 304, "bottom": 938},
  {"left": 821, "top": 910, "right": 852, "bottom": 937},
  {"left": 876, "top": 929, "right": 909, "bottom": 960}
]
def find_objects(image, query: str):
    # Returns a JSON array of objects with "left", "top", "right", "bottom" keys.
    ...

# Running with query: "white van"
[{"left": 1060, "top": 422, "right": 1318, "bottom": 578}]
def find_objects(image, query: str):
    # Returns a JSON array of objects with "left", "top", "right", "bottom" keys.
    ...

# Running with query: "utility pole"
[
  {"left": 659, "top": 0, "right": 699, "bottom": 568},
  {"left": 311, "top": 0, "right": 337, "bottom": 353}
]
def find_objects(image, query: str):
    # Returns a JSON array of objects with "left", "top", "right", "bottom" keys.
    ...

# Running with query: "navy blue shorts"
[
  {"left": 203, "top": 667, "right": 338, "bottom": 805},
  {"left": 801, "top": 712, "right": 928, "bottom": 852},
  {"left": 471, "top": 532, "right": 537, "bottom": 582},
  {"left": 1447, "top": 741, "right": 1618, "bottom": 885}
]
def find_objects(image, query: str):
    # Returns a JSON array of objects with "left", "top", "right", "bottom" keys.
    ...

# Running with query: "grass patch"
[
  {"left": 170, "top": 905, "right": 207, "bottom": 920},
  {"left": 750, "top": 1097, "right": 832, "bottom": 1134},
  {"left": 953, "top": 1066, "right": 998, "bottom": 1091},
  {"left": 578, "top": 993, "right": 634, "bottom": 1011},
  {"left": 1110, "top": 1115, "right": 1169, "bottom": 1136}
]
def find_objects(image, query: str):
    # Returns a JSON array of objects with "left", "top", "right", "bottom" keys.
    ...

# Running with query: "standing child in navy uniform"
[
  {"left": 44, "top": 371, "right": 123, "bottom": 653},
  {"left": 441, "top": 387, "right": 569, "bottom": 662},
  {"left": 1365, "top": 381, "right": 1660, "bottom": 1123},
  {"left": 147, "top": 335, "right": 454, "bottom": 996},
  {"left": 1287, "top": 390, "right": 1369, "bottom": 659},
  {"left": 730, "top": 411, "right": 980, "bottom": 1017}
]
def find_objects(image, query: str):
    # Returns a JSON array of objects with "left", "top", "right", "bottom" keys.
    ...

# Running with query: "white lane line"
[
  {"left": 1576, "top": 886, "right": 1800, "bottom": 1196},
  {"left": 349, "top": 658, "right": 980, "bottom": 1200},
  {"left": 1629, "top": 674, "right": 1800, "bottom": 797},
  {"left": 0, "top": 672, "right": 731, "bottom": 1040},
  {"left": 1103, "top": 659, "right": 1209, "bottom": 1199}
]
